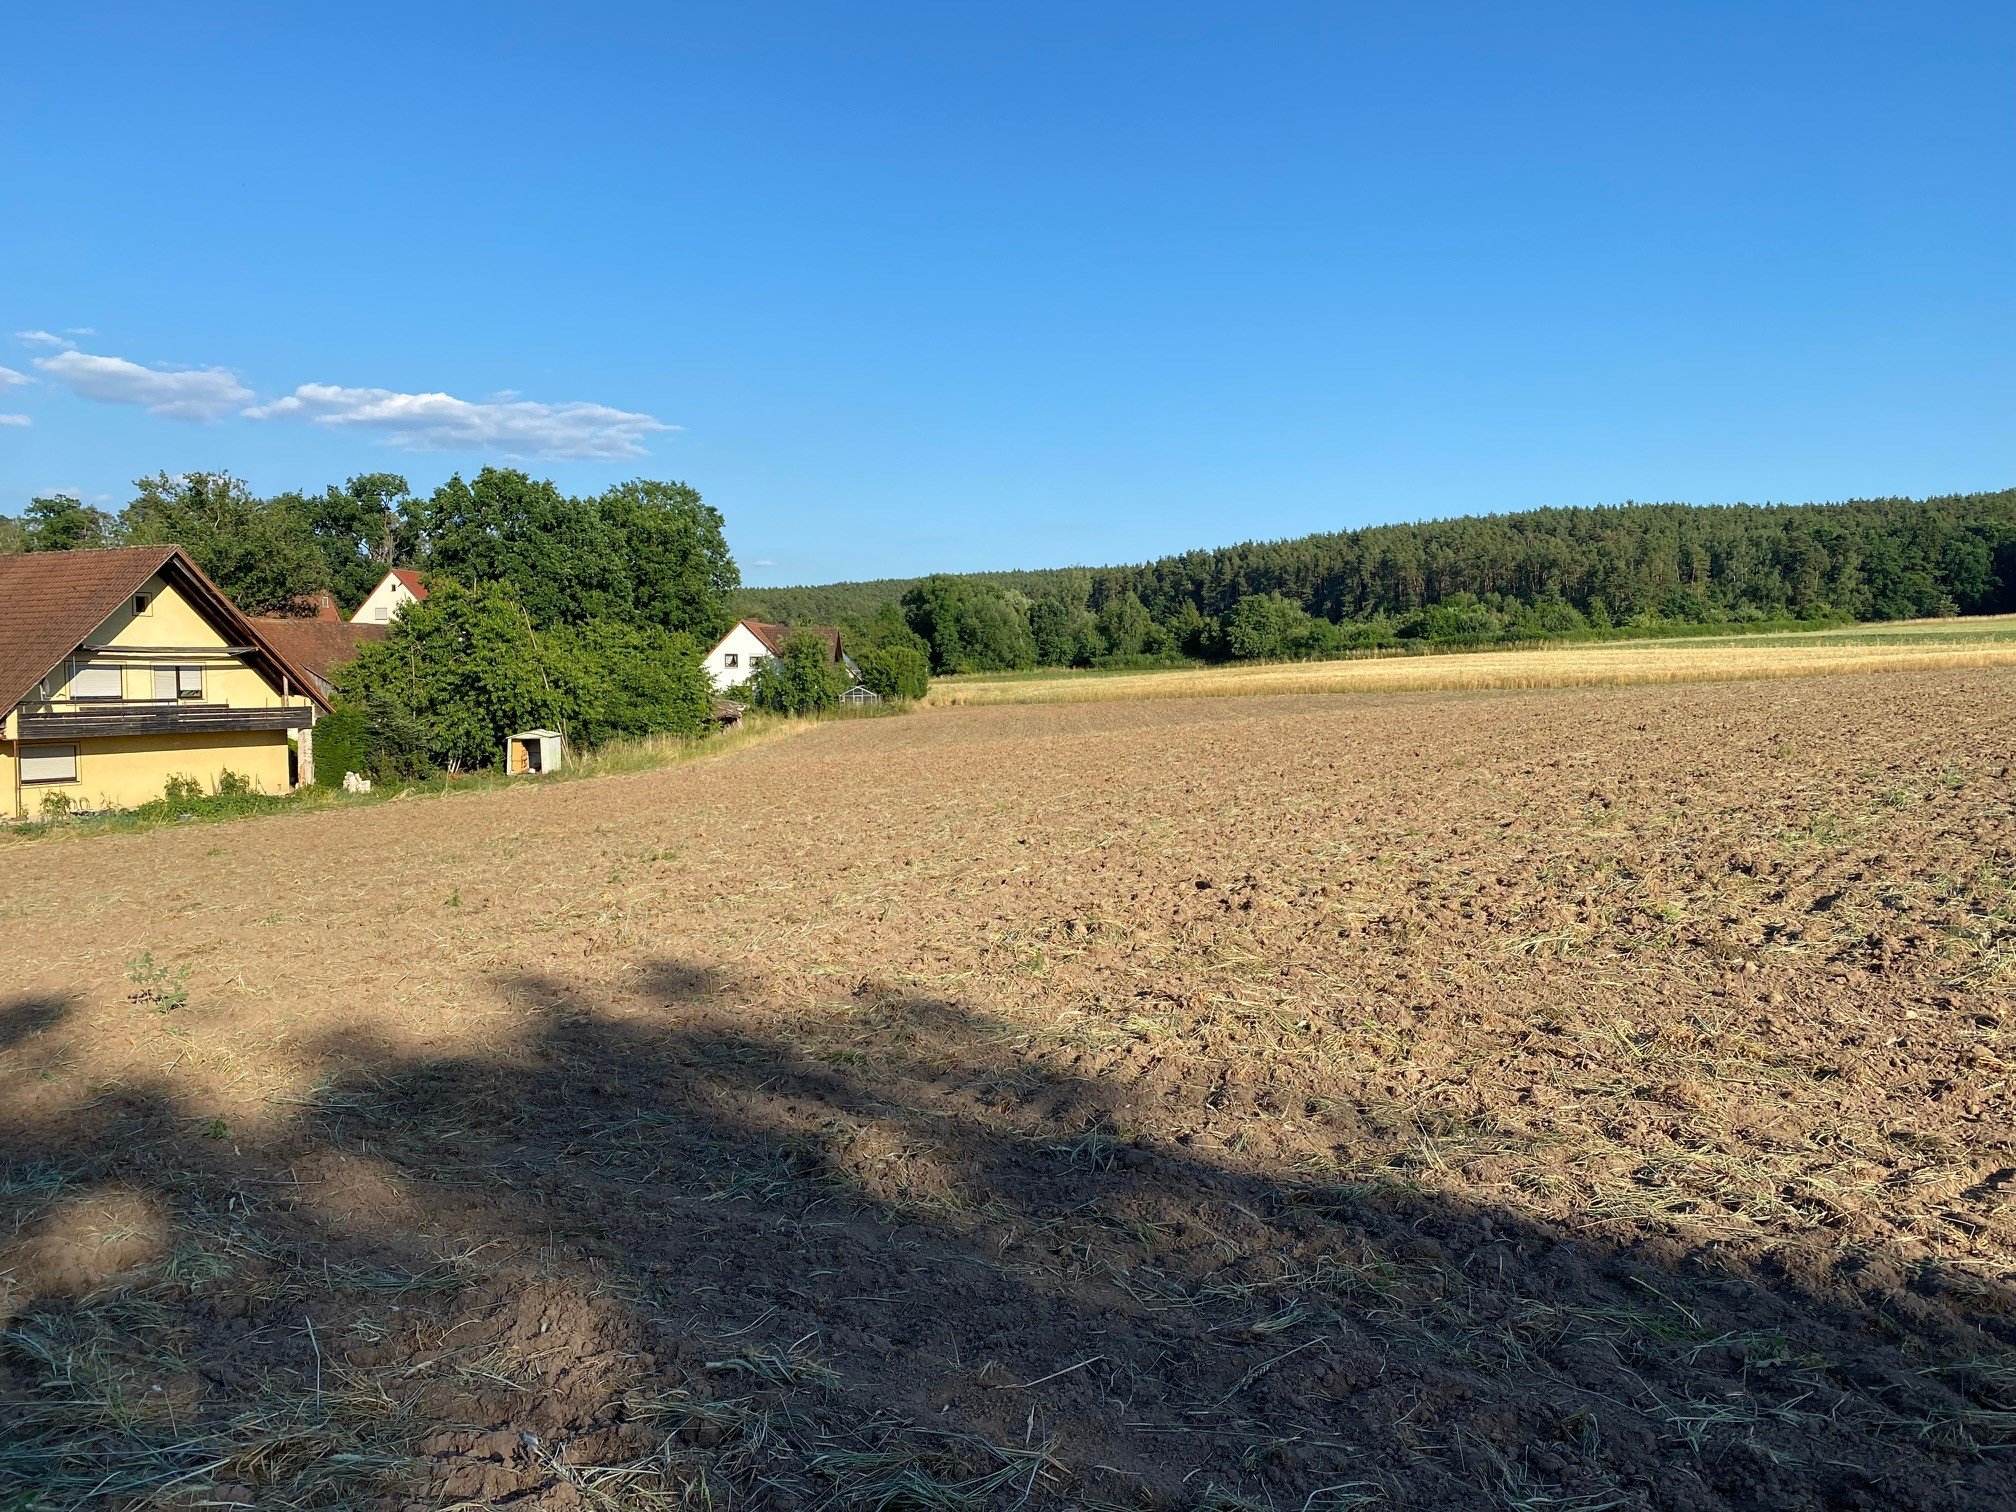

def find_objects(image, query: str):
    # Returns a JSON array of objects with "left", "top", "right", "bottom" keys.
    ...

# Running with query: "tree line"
[
  {"left": 742, "top": 490, "right": 2016, "bottom": 673},
  {"left": 2, "top": 469, "right": 739, "bottom": 627},
  {"left": 11, "top": 477, "right": 2013, "bottom": 732}
]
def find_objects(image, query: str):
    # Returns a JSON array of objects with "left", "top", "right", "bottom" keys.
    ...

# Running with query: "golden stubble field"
[
  {"left": 4, "top": 667, "right": 2015, "bottom": 1509},
  {"left": 925, "top": 615, "right": 2016, "bottom": 706}
]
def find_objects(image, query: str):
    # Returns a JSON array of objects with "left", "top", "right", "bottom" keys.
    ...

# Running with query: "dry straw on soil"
[{"left": 4, "top": 667, "right": 2014, "bottom": 1509}]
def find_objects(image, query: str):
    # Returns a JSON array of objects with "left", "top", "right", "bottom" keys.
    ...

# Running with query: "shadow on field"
[
  {"left": 3, "top": 965, "right": 2014, "bottom": 1510},
  {"left": 0, "top": 995, "right": 68, "bottom": 1052}
]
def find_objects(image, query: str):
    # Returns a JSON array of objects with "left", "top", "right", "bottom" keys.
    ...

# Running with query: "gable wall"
[
  {"left": 352, "top": 575, "right": 417, "bottom": 624},
  {"left": 702, "top": 623, "right": 776, "bottom": 691},
  {"left": 43, "top": 574, "right": 295, "bottom": 708}
]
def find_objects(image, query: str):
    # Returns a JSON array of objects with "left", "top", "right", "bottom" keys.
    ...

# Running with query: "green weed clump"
[
  {"left": 128, "top": 771, "right": 292, "bottom": 825},
  {"left": 125, "top": 952, "right": 190, "bottom": 1012}
]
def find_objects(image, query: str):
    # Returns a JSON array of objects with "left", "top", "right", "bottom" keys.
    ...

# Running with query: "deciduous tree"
[
  {"left": 122, "top": 472, "right": 330, "bottom": 614},
  {"left": 597, "top": 478, "right": 739, "bottom": 639},
  {"left": 21, "top": 495, "right": 117, "bottom": 552},
  {"left": 900, "top": 575, "right": 1037, "bottom": 673},
  {"left": 746, "top": 631, "right": 850, "bottom": 714}
]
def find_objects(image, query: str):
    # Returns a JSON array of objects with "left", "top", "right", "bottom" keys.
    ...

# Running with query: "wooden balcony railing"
[{"left": 15, "top": 700, "right": 314, "bottom": 739}]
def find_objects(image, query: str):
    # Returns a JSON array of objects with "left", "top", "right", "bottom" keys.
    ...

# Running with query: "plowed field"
[{"left": 5, "top": 669, "right": 2015, "bottom": 1509}]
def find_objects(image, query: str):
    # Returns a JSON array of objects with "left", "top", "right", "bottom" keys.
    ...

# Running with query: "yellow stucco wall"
[
  {"left": 40, "top": 572, "right": 304, "bottom": 708},
  {"left": 12, "top": 731, "right": 292, "bottom": 817},
  {"left": 5, "top": 570, "right": 312, "bottom": 818}
]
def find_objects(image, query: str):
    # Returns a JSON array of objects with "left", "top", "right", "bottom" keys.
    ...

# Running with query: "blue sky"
[{"left": 2, "top": 3, "right": 2011, "bottom": 586}]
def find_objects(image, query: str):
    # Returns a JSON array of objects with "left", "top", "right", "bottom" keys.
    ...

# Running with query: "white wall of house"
[
  {"left": 351, "top": 573, "right": 420, "bottom": 625},
  {"left": 702, "top": 622, "right": 775, "bottom": 692}
]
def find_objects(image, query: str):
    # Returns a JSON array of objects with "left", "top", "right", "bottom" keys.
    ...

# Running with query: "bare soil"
[{"left": 4, "top": 670, "right": 2015, "bottom": 1509}]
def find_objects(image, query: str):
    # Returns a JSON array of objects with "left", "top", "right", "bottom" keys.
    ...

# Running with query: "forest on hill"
[{"left": 740, "top": 490, "right": 2016, "bottom": 671}]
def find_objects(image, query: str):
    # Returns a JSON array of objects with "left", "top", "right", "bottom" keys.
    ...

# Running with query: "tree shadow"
[
  {"left": 0, "top": 995, "right": 68, "bottom": 1053},
  {"left": 2, "top": 961, "right": 2013, "bottom": 1510}
]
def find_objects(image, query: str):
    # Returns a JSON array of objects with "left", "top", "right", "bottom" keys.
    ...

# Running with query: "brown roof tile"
[
  {"left": 250, "top": 618, "right": 389, "bottom": 698},
  {"left": 291, "top": 588, "right": 344, "bottom": 620},
  {"left": 741, "top": 619, "right": 844, "bottom": 662},
  {"left": 0, "top": 546, "right": 179, "bottom": 716},
  {"left": 0, "top": 546, "right": 331, "bottom": 717}
]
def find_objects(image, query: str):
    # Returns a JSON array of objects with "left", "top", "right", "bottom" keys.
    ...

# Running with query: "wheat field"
[{"left": 925, "top": 614, "right": 2016, "bottom": 707}]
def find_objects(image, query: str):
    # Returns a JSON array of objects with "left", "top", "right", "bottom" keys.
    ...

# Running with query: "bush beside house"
[
  {"left": 743, "top": 631, "right": 852, "bottom": 715},
  {"left": 854, "top": 644, "right": 931, "bottom": 700},
  {"left": 330, "top": 580, "right": 716, "bottom": 781}
]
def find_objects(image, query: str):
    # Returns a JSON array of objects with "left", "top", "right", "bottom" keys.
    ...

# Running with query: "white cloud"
[
  {"left": 13, "top": 333, "right": 670, "bottom": 456},
  {"left": 748, "top": 558, "right": 776, "bottom": 568},
  {"left": 0, "top": 414, "right": 30, "bottom": 427},
  {"left": 245, "top": 382, "right": 673, "bottom": 460},
  {"left": 65, "top": 327, "right": 95, "bottom": 336},
  {"left": 35, "top": 349, "right": 253, "bottom": 422}
]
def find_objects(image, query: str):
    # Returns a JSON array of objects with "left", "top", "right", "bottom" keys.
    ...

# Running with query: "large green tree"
[
  {"left": 336, "top": 579, "right": 563, "bottom": 773},
  {"left": 1028, "top": 595, "right": 1098, "bottom": 666},
  {"left": 745, "top": 631, "right": 850, "bottom": 714},
  {"left": 21, "top": 495, "right": 118, "bottom": 552},
  {"left": 409, "top": 468, "right": 631, "bottom": 627},
  {"left": 900, "top": 575, "right": 1037, "bottom": 673},
  {"left": 1093, "top": 591, "right": 1166, "bottom": 659},
  {"left": 333, "top": 579, "right": 719, "bottom": 779},
  {"left": 842, "top": 599, "right": 931, "bottom": 661},
  {"left": 1222, "top": 592, "right": 1308, "bottom": 659},
  {"left": 122, "top": 472, "right": 330, "bottom": 614},
  {"left": 854, "top": 644, "right": 930, "bottom": 700},
  {"left": 544, "top": 620, "right": 716, "bottom": 746},
  {"left": 596, "top": 478, "right": 739, "bottom": 639},
  {"left": 407, "top": 469, "right": 737, "bottom": 637},
  {"left": 287, "top": 471, "right": 415, "bottom": 610}
]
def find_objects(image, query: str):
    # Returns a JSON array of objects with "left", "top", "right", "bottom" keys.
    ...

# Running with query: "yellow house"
[{"left": 0, "top": 545, "right": 329, "bottom": 820}]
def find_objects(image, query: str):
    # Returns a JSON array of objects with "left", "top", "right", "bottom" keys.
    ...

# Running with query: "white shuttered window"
[
  {"left": 69, "top": 662, "right": 122, "bottom": 700},
  {"left": 21, "top": 746, "right": 78, "bottom": 784},
  {"left": 153, "top": 665, "right": 203, "bottom": 701}
]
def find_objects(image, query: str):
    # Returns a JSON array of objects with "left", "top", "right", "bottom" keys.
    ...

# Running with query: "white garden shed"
[{"left": 507, "top": 729, "right": 565, "bottom": 776}]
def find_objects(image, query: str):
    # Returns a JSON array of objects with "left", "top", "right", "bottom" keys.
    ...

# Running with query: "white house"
[
  {"left": 702, "top": 619, "right": 855, "bottom": 692},
  {"left": 351, "top": 568, "right": 428, "bottom": 625}
]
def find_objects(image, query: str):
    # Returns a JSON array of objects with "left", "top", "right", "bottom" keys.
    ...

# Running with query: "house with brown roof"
[
  {"left": 250, "top": 616, "right": 389, "bottom": 703},
  {"left": 287, "top": 587, "right": 346, "bottom": 621},
  {"left": 0, "top": 546, "right": 328, "bottom": 819},
  {"left": 351, "top": 567, "right": 428, "bottom": 624},
  {"left": 701, "top": 618, "right": 856, "bottom": 692}
]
